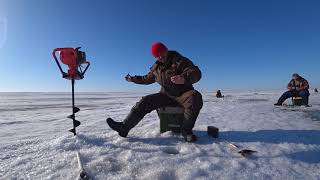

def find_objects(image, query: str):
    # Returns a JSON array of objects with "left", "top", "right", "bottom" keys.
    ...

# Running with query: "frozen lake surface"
[{"left": 0, "top": 91, "right": 320, "bottom": 179}]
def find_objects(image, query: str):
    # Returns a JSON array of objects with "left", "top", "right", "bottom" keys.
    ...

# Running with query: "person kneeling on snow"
[
  {"left": 107, "top": 42, "right": 203, "bottom": 142},
  {"left": 274, "top": 73, "right": 310, "bottom": 106}
]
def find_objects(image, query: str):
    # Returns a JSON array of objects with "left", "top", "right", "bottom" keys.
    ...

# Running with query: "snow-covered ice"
[{"left": 0, "top": 91, "right": 320, "bottom": 180}]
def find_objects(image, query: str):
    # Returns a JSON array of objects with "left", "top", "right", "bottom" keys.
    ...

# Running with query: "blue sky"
[{"left": 0, "top": 0, "right": 319, "bottom": 92}]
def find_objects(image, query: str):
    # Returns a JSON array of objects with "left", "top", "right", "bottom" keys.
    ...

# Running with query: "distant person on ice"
[
  {"left": 315, "top": 88, "right": 318, "bottom": 93},
  {"left": 274, "top": 73, "right": 310, "bottom": 106},
  {"left": 216, "top": 90, "right": 224, "bottom": 98},
  {"left": 107, "top": 42, "right": 203, "bottom": 142}
]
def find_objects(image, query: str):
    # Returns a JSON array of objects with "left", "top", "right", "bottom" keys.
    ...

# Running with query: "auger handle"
[
  {"left": 80, "top": 61, "right": 90, "bottom": 76},
  {"left": 52, "top": 48, "right": 65, "bottom": 76}
]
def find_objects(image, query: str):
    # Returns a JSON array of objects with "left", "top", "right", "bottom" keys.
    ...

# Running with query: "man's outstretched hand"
[
  {"left": 171, "top": 75, "right": 185, "bottom": 85},
  {"left": 125, "top": 74, "right": 133, "bottom": 82}
]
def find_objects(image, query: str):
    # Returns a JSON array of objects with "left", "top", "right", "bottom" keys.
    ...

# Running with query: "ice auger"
[{"left": 52, "top": 47, "right": 90, "bottom": 135}]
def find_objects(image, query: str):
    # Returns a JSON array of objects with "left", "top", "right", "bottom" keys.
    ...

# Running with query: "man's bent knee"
[
  {"left": 132, "top": 96, "right": 156, "bottom": 114},
  {"left": 179, "top": 90, "right": 203, "bottom": 111}
]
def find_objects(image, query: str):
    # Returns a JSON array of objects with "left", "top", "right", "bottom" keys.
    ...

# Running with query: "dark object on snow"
[
  {"left": 182, "top": 130, "right": 197, "bottom": 142},
  {"left": 216, "top": 90, "right": 224, "bottom": 98},
  {"left": 238, "top": 149, "right": 257, "bottom": 157},
  {"left": 157, "top": 105, "right": 184, "bottom": 133},
  {"left": 156, "top": 103, "right": 199, "bottom": 142},
  {"left": 292, "top": 96, "right": 303, "bottom": 106},
  {"left": 315, "top": 88, "right": 318, "bottom": 93},
  {"left": 207, "top": 126, "right": 219, "bottom": 138},
  {"left": 228, "top": 143, "right": 257, "bottom": 157},
  {"left": 52, "top": 47, "right": 90, "bottom": 136},
  {"left": 274, "top": 73, "right": 310, "bottom": 106}
]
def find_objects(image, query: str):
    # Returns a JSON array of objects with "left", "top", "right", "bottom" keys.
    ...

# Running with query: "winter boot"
[
  {"left": 106, "top": 118, "right": 129, "bottom": 137},
  {"left": 181, "top": 129, "right": 197, "bottom": 143},
  {"left": 274, "top": 103, "right": 282, "bottom": 106},
  {"left": 107, "top": 104, "right": 147, "bottom": 138}
]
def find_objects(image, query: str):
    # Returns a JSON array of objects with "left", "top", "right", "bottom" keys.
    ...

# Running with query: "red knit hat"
[{"left": 151, "top": 42, "right": 168, "bottom": 57}]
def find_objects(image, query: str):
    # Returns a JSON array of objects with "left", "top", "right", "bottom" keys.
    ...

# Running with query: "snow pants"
[
  {"left": 123, "top": 90, "right": 203, "bottom": 133},
  {"left": 276, "top": 90, "right": 310, "bottom": 105}
]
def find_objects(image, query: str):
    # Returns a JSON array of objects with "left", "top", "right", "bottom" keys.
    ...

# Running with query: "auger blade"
[
  {"left": 67, "top": 114, "right": 75, "bottom": 119},
  {"left": 74, "top": 119, "right": 81, "bottom": 127},
  {"left": 73, "top": 107, "right": 80, "bottom": 113},
  {"left": 69, "top": 128, "right": 76, "bottom": 134}
]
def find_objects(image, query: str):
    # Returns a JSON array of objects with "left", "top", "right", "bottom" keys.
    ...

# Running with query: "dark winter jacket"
[
  {"left": 216, "top": 92, "right": 223, "bottom": 98},
  {"left": 287, "top": 77, "right": 309, "bottom": 91},
  {"left": 131, "top": 51, "right": 202, "bottom": 97}
]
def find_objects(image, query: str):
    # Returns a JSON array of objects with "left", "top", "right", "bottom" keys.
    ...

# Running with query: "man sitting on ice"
[
  {"left": 216, "top": 90, "right": 224, "bottom": 98},
  {"left": 274, "top": 73, "right": 310, "bottom": 106},
  {"left": 107, "top": 42, "right": 203, "bottom": 142}
]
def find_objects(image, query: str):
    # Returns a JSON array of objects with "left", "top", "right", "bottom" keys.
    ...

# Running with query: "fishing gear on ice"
[{"left": 52, "top": 47, "right": 90, "bottom": 135}]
